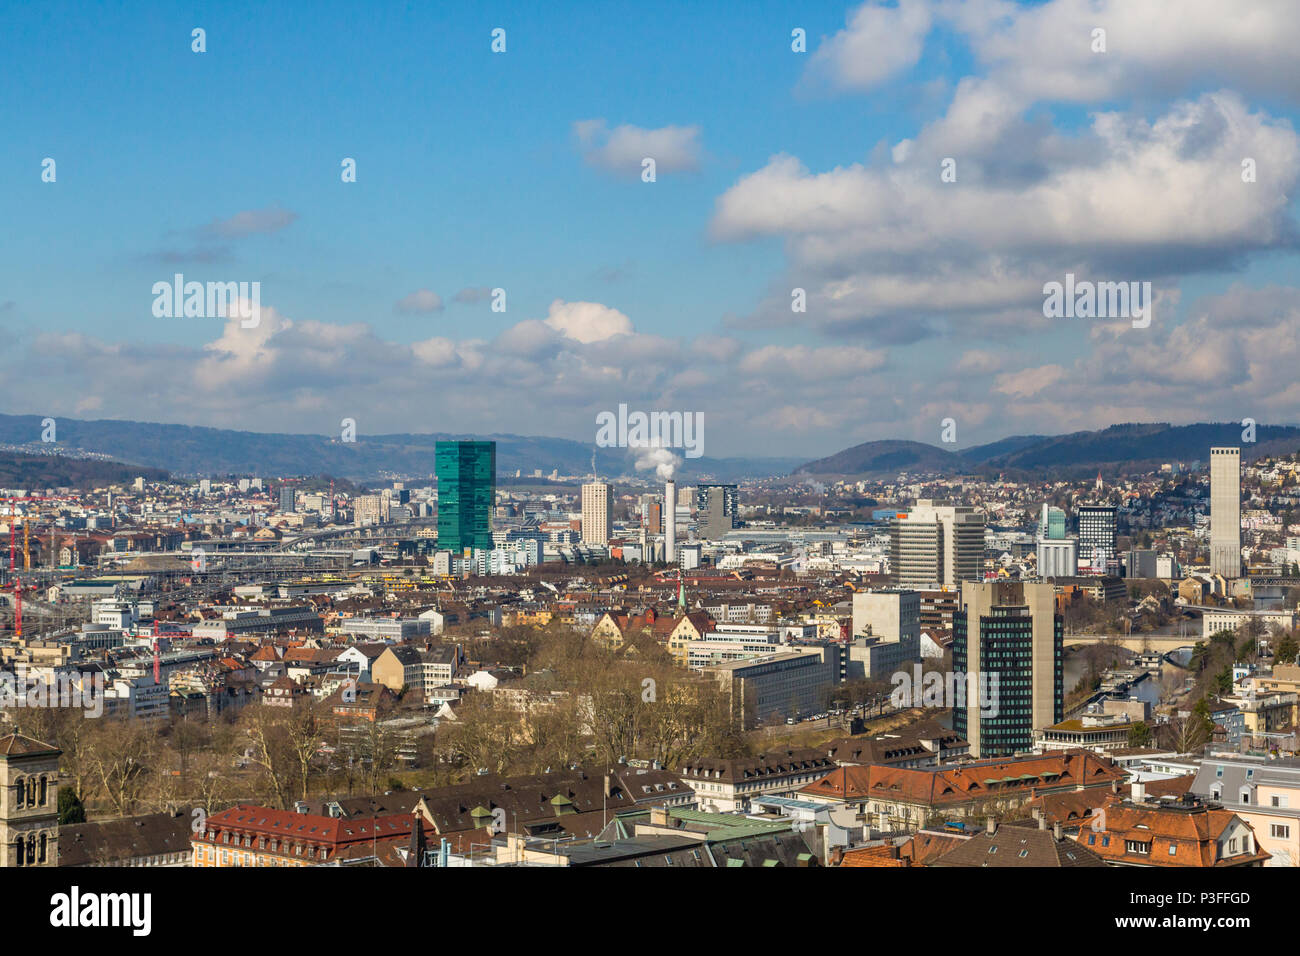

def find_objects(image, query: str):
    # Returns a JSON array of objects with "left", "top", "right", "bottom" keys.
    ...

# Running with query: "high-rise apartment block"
[
  {"left": 580, "top": 482, "right": 612, "bottom": 545},
  {"left": 890, "top": 500, "right": 985, "bottom": 588},
  {"left": 278, "top": 485, "right": 296, "bottom": 513},
  {"left": 953, "top": 581, "right": 1062, "bottom": 758},
  {"left": 436, "top": 441, "right": 496, "bottom": 553},
  {"left": 1210, "top": 446, "right": 1242, "bottom": 578}
]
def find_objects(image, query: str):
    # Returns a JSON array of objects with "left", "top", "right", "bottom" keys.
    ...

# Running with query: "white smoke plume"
[{"left": 630, "top": 438, "right": 681, "bottom": 480}]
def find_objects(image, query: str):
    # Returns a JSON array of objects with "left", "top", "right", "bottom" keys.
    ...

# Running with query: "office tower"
[
  {"left": 696, "top": 483, "right": 739, "bottom": 515},
  {"left": 698, "top": 483, "right": 738, "bottom": 540},
  {"left": 1077, "top": 505, "right": 1117, "bottom": 574},
  {"left": 278, "top": 485, "right": 296, "bottom": 513},
  {"left": 645, "top": 500, "right": 662, "bottom": 538},
  {"left": 664, "top": 479, "right": 676, "bottom": 562},
  {"left": 580, "top": 481, "right": 612, "bottom": 545},
  {"left": 1038, "top": 504, "right": 1066, "bottom": 540},
  {"left": 953, "top": 581, "right": 1062, "bottom": 758},
  {"left": 697, "top": 484, "right": 739, "bottom": 538},
  {"left": 1210, "top": 447, "right": 1242, "bottom": 578},
  {"left": 435, "top": 441, "right": 496, "bottom": 553},
  {"left": 199, "top": 479, "right": 211, "bottom": 496},
  {"left": 890, "top": 499, "right": 985, "bottom": 588}
]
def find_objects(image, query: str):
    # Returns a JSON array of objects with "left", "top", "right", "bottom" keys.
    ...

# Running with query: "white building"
[
  {"left": 1210, "top": 447, "right": 1242, "bottom": 578},
  {"left": 580, "top": 482, "right": 612, "bottom": 545}
]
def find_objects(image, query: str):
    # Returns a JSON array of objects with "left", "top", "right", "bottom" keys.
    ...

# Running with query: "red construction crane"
[{"left": 3, "top": 495, "right": 79, "bottom": 639}]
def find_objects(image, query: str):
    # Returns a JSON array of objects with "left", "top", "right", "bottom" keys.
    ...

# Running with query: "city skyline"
[{"left": 4, "top": 0, "right": 1300, "bottom": 457}]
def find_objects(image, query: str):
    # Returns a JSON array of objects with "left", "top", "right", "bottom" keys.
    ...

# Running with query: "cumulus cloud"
[
  {"left": 712, "top": 92, "right": 1299, "bottom": 338},
  {"left": 395, "top": 289, "right": 444, "bottom": 313},
  {"left": 805, "top": 0, "right": 934, "bottom": 92},
  {"left": 574, "top": 119, "right": 702, "bottom": 178},
  {"left": 542, "top": 299, "right": 634, "bottom": 343}
]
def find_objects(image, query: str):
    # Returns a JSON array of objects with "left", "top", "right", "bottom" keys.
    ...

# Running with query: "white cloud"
[
  {"left": 395, "top": 289, "right": 444, "bottom": 313},
  {"left": 542, "top": 299, "right": 634, "bottom": 344},
  {"left": 574, "top": 119, "right": 702, "bottom": 178}
]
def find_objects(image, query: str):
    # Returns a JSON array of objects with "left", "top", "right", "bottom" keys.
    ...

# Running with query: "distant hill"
[
  {"left": 962, "top": 434, "right": 1047, "bottom": 463},
  {"left": 795, "top": 422, "right": 1300, "bottom": 479},
  {"left": 794, "top": 440, "right": 968, "bottom": 477},
  {"left": 0, "top": 414, "right": 798, "bottom": 481},
  {"left": 0, "top": 450, "right": 168, "bottom": 489},
  {"left": 980, "top": 422, "right": 1300, "bottom": 476}
]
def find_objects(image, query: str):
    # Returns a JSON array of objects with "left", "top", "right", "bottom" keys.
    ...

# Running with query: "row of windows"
[
  {"left": 12, "top": 832, "right": 51, "bottom": 865},
  {"left": 13, "top": 775, "right": 52, "bottom": 810}
]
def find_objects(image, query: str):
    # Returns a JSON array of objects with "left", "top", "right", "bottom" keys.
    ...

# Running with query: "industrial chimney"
[{"left": 664, "top": 479, "right": 676, "bottom": 563}]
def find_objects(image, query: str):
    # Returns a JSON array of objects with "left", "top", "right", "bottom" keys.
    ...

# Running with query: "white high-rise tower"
[
  {"left": 580, "top": 482, "right": 611, "bottom": 545},
  {"left": 664, "top": 479, "right": 676, "bottom": 563},
  {"left": 1210, "top": 447, "right": 1241, "bottom": 578}
]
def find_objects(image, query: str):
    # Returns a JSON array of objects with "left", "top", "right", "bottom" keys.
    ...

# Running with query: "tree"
[
  {"left": 1276, "top": 635, "right": 1299, "bottom": 665},
  {"left": 58, "top": 788, "right": 86, "bottom": 825},
  {"left": 1127, "top": 722, "right": 1153, "bottom": 748},
  {"left": 81, "top": 718, "right": 154, "bottom": 816}
]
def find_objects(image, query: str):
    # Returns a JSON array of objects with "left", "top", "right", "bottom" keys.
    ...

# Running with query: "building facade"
[
  {"left": 890, "top": 500, "right": 985, "bottom": 589},
  {"left": 0, "top": 734, "right": 60, "bottom": 867},
  {"left": 953, "top": 581, "right": 1063, "bottom": 758},
  {"left": 1210, "top": 446, "right": 1242, "bottom": 578},
  {"left": 435, "top": 441, "right": 496, "bottom": 553},
  {"left": 580, "top": 482, "right": 612, "bottom": 545}
]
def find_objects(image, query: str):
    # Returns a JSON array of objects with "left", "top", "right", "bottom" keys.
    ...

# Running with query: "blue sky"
[{"left": 3, "top": 0, "right": 1299, "bottom": 459}]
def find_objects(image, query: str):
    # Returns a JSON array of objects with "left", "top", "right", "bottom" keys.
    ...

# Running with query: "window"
[{"left": 1271, "top": 824, "right": 1290, "bottom": 839}]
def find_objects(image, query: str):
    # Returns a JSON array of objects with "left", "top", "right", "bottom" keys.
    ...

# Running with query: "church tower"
[{"left": 0, "top": 733, "right": 61, "bottom": 867}]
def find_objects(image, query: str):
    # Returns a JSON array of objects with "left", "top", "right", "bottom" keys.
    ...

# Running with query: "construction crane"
[{"left": 2, "top": 495, "right": 79, "bottom": 639}]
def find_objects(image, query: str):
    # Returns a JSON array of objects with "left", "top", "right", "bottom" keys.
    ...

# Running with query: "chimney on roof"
[
  {"left": 1037, "top": 810, "right": 1047, "bottom": 831},
  {"left": 1053, "top": 822, "right": 1063, "bottom": 842},
  {"left": 1131, "top": 781, "right": 1146, "bottom": 804},
  {"left": 986, "top": 815, "right": 996, "bottom": 836}
]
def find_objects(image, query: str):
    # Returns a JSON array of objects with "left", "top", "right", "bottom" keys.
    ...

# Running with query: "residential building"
[{"left": 580, "top": 482, "right": 612, "bottom": 546}]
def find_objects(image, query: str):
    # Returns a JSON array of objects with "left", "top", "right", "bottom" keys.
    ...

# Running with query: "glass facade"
[
  {"left": 435, "top": 441, "right": 496, "bottom": 553},
  {"left": 954, "top": 605, "right": 1063, "bottom": 758}
]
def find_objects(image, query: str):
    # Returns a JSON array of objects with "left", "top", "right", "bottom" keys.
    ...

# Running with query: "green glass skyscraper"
[{"left": 435, "top": 441, "right": 496, "bottom": 553}]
